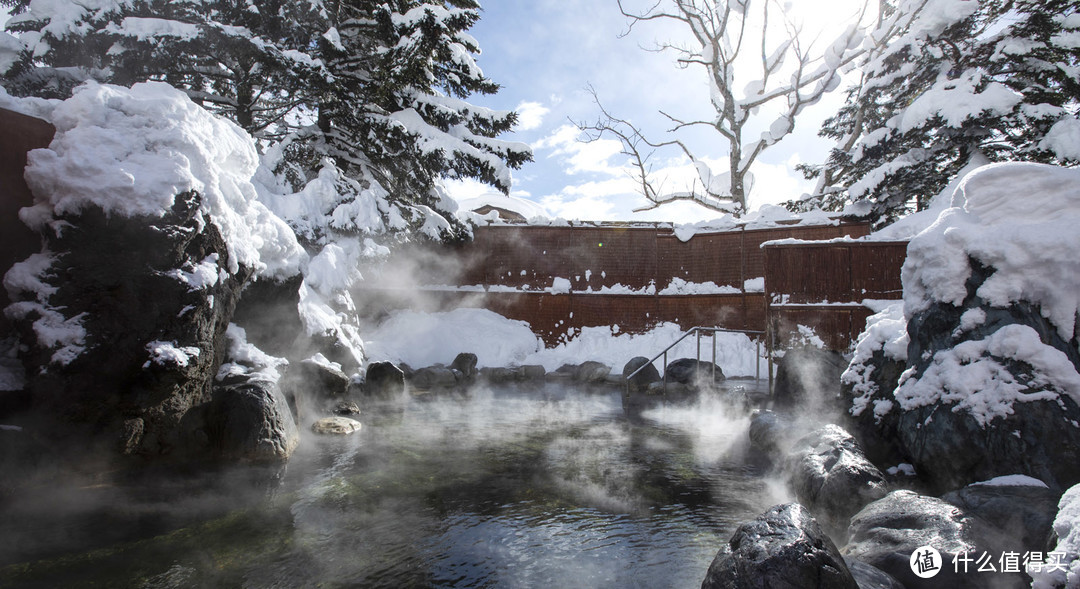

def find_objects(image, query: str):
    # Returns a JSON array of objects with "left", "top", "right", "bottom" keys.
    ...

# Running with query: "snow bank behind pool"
[
  {"left": 362, "top": 309, "right": 542, "bottom": 369},
  {"left": 20, "top": 81, "right": 304, "bottom": 278},
  {"left": 362, "top": 309, "right": 768, "bottom": 377},
  {"left": 527, "top": 323, "right": 767, "bottom": 377},
  {"left": 903, "top": 162, "right": 1080, "bottom": 340}
]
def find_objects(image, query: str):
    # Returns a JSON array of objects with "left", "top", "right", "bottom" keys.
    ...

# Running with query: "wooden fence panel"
[{"left": 570, "top": 294, "right": 658, "bottom": 333}]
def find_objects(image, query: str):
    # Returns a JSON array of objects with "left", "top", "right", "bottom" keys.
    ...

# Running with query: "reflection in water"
[{"left": 0, "top": 382, "right": 788, "bottom": 589}]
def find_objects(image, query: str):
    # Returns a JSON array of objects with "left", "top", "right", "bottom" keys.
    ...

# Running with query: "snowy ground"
[{"left": 360, "top": 308, "right": 769, "bottom": 377}]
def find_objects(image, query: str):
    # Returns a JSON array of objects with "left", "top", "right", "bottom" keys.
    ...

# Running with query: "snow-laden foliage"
[
  {"left": 796, "top": 0, "right": 1080, "bottom": 227},
  {"left": 1, "top": 0, "right": 532, "bottom": 247}
]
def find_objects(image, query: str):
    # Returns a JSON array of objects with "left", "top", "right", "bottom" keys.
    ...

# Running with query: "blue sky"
[{"left": 449, "top": 0, "right": 870, "bottom": 222}]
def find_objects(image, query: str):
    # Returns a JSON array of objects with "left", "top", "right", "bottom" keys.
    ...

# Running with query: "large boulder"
[
  {"left": 861, "top": 166, "right": 1080, "bottom": 493},
  {"left": 364, "top": 362, "right": 405, "bottom": 399},
  {"left": 410, "top": 366, "right": 460, "bottom": 390},
  {"left": 449, "top": 353, "right": 478, "bottom": 380},
  {"left": 665, "top": 358, "right": 724, "bottom": 388},
  {"left": 840, "top": 348, "right": 909, "bottom": 470},
  {"left": 846, "top": 560, "right": 906, "bottom": 589},
  {"left": 623, "top": 356, "right": 661, "bottom": 392},
  {"left": 576, "top": 361, "right": 611, "bottom": 383},
  {"left": 208, "top": 375, "right": 299, "bottom": 463},
  {"left": 773, "top": 346, "right": 847, "bottom": 415},
  {"left": 941, "top": 476, "right": 1058, "bottom": 554},
  {"left": 784, "top": 424, "right": 888, "bottom": 539},
  {"left": 748, "top": 410, "right": 786, "bottom": 457},
  {"left": 844, "top": 490, "right": 1025, "bottom": 589},
  {"left": 294, "top": 355, "right": 350, "bottom": 398},
  {"left": 701, "top": 502, "right": 857, "bottom": 589},
  {"left": 229, "top": 275, "right": 304, "bottom": 359},
  {"left": 5, "top": 194, "right": 251, "bottom": 458}
]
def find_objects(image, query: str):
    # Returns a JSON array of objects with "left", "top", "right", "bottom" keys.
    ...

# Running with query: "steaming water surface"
[{"left": 1, "top": 382, "right": 785, "bottom": 588}]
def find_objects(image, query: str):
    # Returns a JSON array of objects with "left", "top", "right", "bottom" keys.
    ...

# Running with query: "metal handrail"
[{"left": 624, "top": 326, "right": 767, "bottom": 395}]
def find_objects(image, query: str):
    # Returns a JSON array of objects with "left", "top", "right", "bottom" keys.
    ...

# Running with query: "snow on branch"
[{"left": 582, "top": 0, "right": 881, "bottom": 216}]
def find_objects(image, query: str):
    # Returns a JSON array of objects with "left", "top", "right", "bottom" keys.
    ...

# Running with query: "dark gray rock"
[
  {"left": 364, "top": 362, "right": 405, "bottom": 399},
  {"left": 773, "top": 346, "right": 846, "bottom": 414},
  {"left": 844, "top": 490, "right": 1025, "bottom": 589},
  {"left": 410, "top": 366, "right": 460, "bottom": 390},
  {"left": 748, "top": 410, "right": 787, "bottom": 456},
  {"left": 784, "top": 424, "right": 888, "bottom": 540},
  {"left": 701, "top": 502, "right": 857, "bottom": 589},
  {"left": 845, "top": 560, "right": 906, "bottom": 589},
  {"left": 941, "top": 481, "right": 1058, "bottom": 553},
  {"left": 4, "top": 193, "right": 252, "bottom": 459},
  {"left": 623, "top": 356, "right": 660, "bottom": 392},
  {"left": 555, "top": 363, "right": 579, "bottom": 376},
  {"left": 450, "top": 353, "right": 478, "bottom": 379},
  {"left": 894, "top": 259, "right": 1080, "bottom": 492},
  {"left": 208, "top": 376, "right": 299, "bottom": 463},
  {"left": 295, "top": 357, "right": 350, "bottom": 398},
  {"left": 839, "top": 349, "right": 909, "bottom": 469},
  {"left": 332, "top": 401, "right": 361, "bottom": 416},
  {"left": 665, "top": 358, "right": 724, "bottom": 387},
  {"left": 517, "top": 365, "right": 546, "bottom": 381},
  {"left": 895, "top": 395, "right": 1080, "bottom": 493},
  {"left": 576, "top": 361, "right": 611, "bottom": 383},
  {"left": 230, "top": 275, "right": 304, "bottom": 358},
  {"left": 480, "top": 366, "right": 516, "bottom": 383}
]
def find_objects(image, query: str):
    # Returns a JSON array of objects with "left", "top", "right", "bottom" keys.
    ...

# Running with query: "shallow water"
[{"left": 1, "top": 382, "right": 786, "bottom": 588}]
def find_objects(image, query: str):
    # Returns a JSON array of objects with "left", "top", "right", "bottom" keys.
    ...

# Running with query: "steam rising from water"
[{"left": 2, "top": 383, "right": 791, "bottom": 588}]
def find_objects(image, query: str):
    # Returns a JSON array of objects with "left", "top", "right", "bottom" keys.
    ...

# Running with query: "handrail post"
[
  {"left": 662, "top": 350, "right": 668, "bottom": 395},
  {"left": 696, "top": 329, "right": 701, "bottom": 368},
  {"left": 712, "top": 329, "right": 716, "bottom": 384}
]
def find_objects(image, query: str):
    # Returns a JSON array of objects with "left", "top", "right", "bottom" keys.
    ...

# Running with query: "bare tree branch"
[{"left": 584, "top": 0, "right": 896, "bottom": 216}]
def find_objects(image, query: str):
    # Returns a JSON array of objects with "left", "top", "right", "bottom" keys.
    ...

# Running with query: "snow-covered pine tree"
[
  {"left": 273, "top": 0, "right": 531, "bottom": 244},
  {"left": 795, "top": 0, "right": 1080, "bottom": 227},
  {"left": 0, "top": 0, "right": 325, "bottom": 140},
  {"left": 1, "top": 0, "right": 532, "bottom": 244}
]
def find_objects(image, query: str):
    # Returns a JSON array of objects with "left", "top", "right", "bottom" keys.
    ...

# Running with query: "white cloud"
[{"left": 514, "top": 100, "right": 550, "bottom": 131}]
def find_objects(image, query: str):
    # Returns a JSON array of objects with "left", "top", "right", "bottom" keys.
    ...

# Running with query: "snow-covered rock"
[
  {"left": 840, "top": 162, "right": 1080, "bottom": 491},
  {"left": 2, "top": 82, "right": 306, "bottom": 461},
  {"left": 1033, "top": 483, "right": 1080, "bottom": 589}
]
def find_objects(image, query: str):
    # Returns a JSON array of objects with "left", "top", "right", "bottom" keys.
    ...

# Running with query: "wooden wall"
[
  {"left": 0, "top": 108, "right": 54, "bottom": 334},
  {"left": 359, "top": 222, "right": 901, "bottom": 349}
]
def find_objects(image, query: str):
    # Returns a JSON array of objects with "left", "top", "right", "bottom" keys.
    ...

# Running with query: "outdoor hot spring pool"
[{"left": 0, "top": 381, "right": 787, "bottom": 588}]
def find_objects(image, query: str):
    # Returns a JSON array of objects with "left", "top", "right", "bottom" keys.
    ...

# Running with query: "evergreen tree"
[
  {"left": 273, "top": 0, "right": 531, "bottom": 243},
  {"left": 1, "top": 0, "right": 325, "bottom": 139},
  {"left": 794, "top": 0, "right": 1080, "bottom": 227},
  {"left": 1, "top": 0, "right": 532, "bottom": 244}
]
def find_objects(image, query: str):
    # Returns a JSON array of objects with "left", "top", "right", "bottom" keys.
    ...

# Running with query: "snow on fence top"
[{"left": 464, "top": 200, "right": 847, "bottom": 242}]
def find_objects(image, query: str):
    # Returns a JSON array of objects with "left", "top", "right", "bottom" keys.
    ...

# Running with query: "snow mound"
[
  {"left": 362, "top": 309, "right": 768, "bottom": 377},
  {"left": 904, "top": 162, "right": 1080, "bottom": 340},
  {"left": 20, "top": 81, "right": 304, "bottom": 278},
  {"left": 969, "top": 474, "right": 1049, "bottom": 489},
  {"left": 362, "top": 308, "right": 541, "bottom": 369}
]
